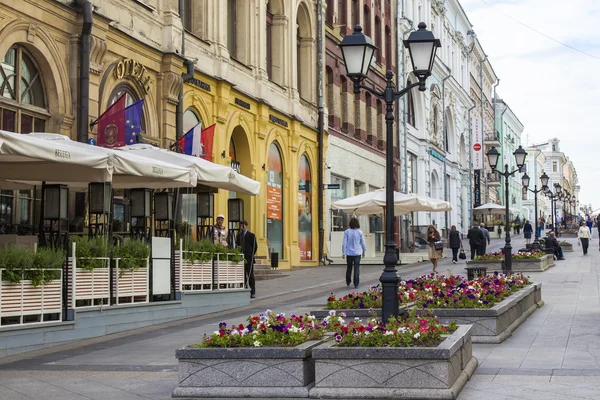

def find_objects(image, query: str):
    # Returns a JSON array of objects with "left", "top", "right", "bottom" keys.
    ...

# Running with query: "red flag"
[
  {"left": 97, "top": 95, "right": 126, "bottom": 148},
  {"left": 201, "top": 124, "right": 216, "bottom": 162}
]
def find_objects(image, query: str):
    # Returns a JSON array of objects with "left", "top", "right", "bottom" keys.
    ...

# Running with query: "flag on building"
[
  {"left": 200, "top": 123, "right": 216, "bottom": 162},
  {"left": 178, "top": 121, "right": 203, "bottom": 157},
  {"left": 97, "top": 96, "right": 144, "bottom": 148}
]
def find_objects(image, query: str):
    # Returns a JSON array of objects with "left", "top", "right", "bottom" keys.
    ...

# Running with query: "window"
[
  {"left": 406, "top": 80, "right": 416, "bottom": 127},
  {"left": 338, "top": 0, "right": 347, "bottom": 27},
  {"left": 183, "top": 108, "right": 200, "bottom": 134},
  {"left": 266, "top": 4, "right": 273, "bottom": 79},
  {"left": 354, "top": 93, "right": 360, "bottom": 136},
  {"left": 352, "top": 0, "right": 360, "bottom": 27},
  {"left": 407, "top": 153, "right": 418, "bottom": 193},
  {"left": 227, "top": 0, "right": 237, "bottom": 58},
  {"left": 364, "top": 5, "right": 371, "bottom": 36},
  {"left": 296, "top": 3, "right": 313, "bottom": 100},
  {"left": 327, "top": 67, "right": 334, "bottom": 126},
  {"left": 0, "top": 191, "right": 13, "bottom": 224},
  {"left": 552, "top": 161, "right": 558, "bottom": 173},
  {"left": 375, "top": 17, "right": 381, "bottom": 61},
  {"left": 182, "top": 0, "right": 192, "bottom": 32},
  {"left": 331, "top": 175, "right": 349, "bottom": 231},
  {"left": 365, "top": 92, "right": 372, "bottom": 135},
  {"left": 298, "top": 155, "right": 312, "bottom": 260},
  {"left": 326, "top": 0, "right": 334, "bottom": 24},
  {"left": 376, "top": 99, "right": 382, "bottom": 140},
  {"left": 0, "top": 45, "right": 47, "bottom": 133},
  {"left": 385, "top": 25, "right": 392, "bottom": 71}
]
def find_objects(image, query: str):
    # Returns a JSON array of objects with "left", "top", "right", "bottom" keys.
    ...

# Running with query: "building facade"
[
  {"left": 542, "top": 138, "right": 567, "bottom": 225},
  {"left": 399, "top": 0, "right": 474, "bottom": 240},
  {"left": 323, "top": 0, "right": 397, "bottom": 259},
  {"left": 0, "top": 0, "right": 325, "bottom": 270}
]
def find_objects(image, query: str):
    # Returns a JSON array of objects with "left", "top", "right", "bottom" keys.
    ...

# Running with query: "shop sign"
[
  {"left": 269, "top": 114, "right": 288, "bottom": 128},
  {"left": 189, "top": 77, "right": 211, "bottom": 92},
  {"left": 114, "top": 58, "right": 153, "bottom": 94},
  {"left": 235, "top": 98, "right": 251, "bottom": 110},
  {"left": 474, "top": 170, "right": 481, "bottom": 207},
  {"left": 429, "top": 149, "right": 445, "bottom": 162},
  {"left": 472, "top": 117, "right": 483, "bottom": 170}
]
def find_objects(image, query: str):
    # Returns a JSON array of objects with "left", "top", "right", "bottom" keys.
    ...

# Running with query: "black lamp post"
[
  {"left": 339, "top": 23, "right": 440, "bottom": 322},
  {"left": 486, "top": 145, "right": 528, "bottom": 273},
  {"left": 522, "top": 171, "right": 549, "bottom": 248},
  {"left": 545, "top": 183, "right": 563, "bottom": 235}
]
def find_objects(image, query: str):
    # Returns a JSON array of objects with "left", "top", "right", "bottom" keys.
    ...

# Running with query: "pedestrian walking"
[
  {"left": 341, "top": 217, "right": 366, "bottom": 288},
  {"left": 479, "top": 223, "right": 491, "bottom": 254},
  {"left": 467, "top": 225, "right": 485, "bottom": 260},
  {"left": 586, "top": 217, "right": 593, "bottom": 235},
  {"left": 578, "top": 220, "right": 592, "bottom": 256},
  {"left": 514, "top": 216, "right": 521, "bottom": 235},
  {"left": 523, "top": 220, "right": 533, "bottom": 245},
  {"left": 237, "top": 220, "right": 257, "bottom": 298},
  {"left": 448, "top": 225, "right": 462, "bottom": 264},
  {"left": 426, "top": 225, "right": 443, "bottom": 273}
]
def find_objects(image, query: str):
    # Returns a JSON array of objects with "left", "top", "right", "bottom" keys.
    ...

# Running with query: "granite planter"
[
  {"left": 465, "top": 259, "right": 502, "bottom": 272},
  {"left": 173, "top": 340, "right": 323, "bottom": 398},
  {"left": 417, "top": 283, "right": 543, "bottom": 344},
  {"left": 310, "top": 306, "right": 408, "bottom": 320},
  {"left": 503, "top": 254, "right": 554, "bottom": 272},
  {"left": 309, "top": 325, "right": 477, "bottom": 399},
  {"left": 561, "top": 243, "right": 574, "bottom": 252}
]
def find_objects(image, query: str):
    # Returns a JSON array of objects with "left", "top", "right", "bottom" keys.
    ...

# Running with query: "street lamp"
[
  {"left": 545, "top": 183, "right": 563, "bottom": 236},
  {"left": 339, "top": 23, "right": 440, "bottom": 322},
  {"left": 487, "top": 145, "right": 528, "bottom": 273},
  {"left": 522, "top": 171, "right": 548, "bottom": 248}
]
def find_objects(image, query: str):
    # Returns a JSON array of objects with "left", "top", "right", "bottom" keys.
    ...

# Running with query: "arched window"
[
  {"left": 267, "top": 1, "right": 284, "bottom": 85},
  {"left": 364, "top": 5, "right": 371, "bottom": 36},
  {"left": 298, "top": 154, "right": 312, "bottom": 260},
  {"left": 227, "top": 0, "right": 238, "bottom": 58},
  {"left": 341, "top": 76, "right": 348, "bottom": 131},
  {"left": 406, "top": 79, "right": 416, "bottom": 127},
  {"left": 183, "top": 108, "right": 200, "bottom": 134},
  {"left": 385, "top": 25, "right": 392, "bottom": 71},
  {"left": 0, "top": 45, "right": 47, "bottom": 133},
  {"left": 375, "top": 17, "right": 382, "bottom": 62},
  {"left": 338, "top": 0, "right": 347, "bottom": 27},
  {"left": 326, "top": 67, "right": 334, "bottom": 126},
  {"left": 267, "top": 142, "right": 284, "bottom": 258},
  {"left": 432, "top": 106, "right": 439, "bottom": 140},
  {"left": 266, "top": 2, "right": 273, "bottom": 79},
  {"left": 108, "top": 85, "right": 147, "bottom": 136}
]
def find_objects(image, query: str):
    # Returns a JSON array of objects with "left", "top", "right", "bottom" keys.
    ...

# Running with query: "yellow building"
[{"left": 0, "top": 0, "right": 325, "bottom": 270}]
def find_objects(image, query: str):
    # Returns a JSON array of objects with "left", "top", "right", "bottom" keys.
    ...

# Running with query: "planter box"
[
  {"left": 310, "top": 306, "right": 408, "bottom": 320},
  {"left": 214, "top": 254, "right": 245, "bottom": 289},
  {"left": 173, "top": 340, "right": 322, "bottom": 398},
  {"left": 503, "top": 254, "right": 554, "bottom": 272},
  {"left": 113, "top": 258, "right": 149, "bottom": 304},
  {"left": 417, "top": 283, "right": 543, "bottom": 344},
  {"left": 465, "top": 259, "right": 502, "bottom": 272},
  {"left": 309, "top": 326, "right": 477, "bottom": 399},
  {"left": 0, "top": 269, "right": 63, "bottom": 327},
  {"left": 561, "top": 243, "right": 574, "bottom": 252},
  {"left": 70, "top": 257, "right": 110, "bottom": 307}
]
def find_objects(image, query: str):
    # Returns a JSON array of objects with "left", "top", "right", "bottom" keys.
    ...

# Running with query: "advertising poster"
[
  {"left": 472, "top": 117, "right": 483, "bottom": 170},
  {"left": 267, "top": 143, "right": 283, "bottom": 257},
  {"left": 298, "top": 155, "right": 312, "bottom": 260}
]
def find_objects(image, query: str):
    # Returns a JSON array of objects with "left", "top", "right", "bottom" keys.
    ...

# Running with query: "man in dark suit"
[
  {"left": 237, "top": 220, "right": 257, "bottom": 298},
  {"left": 467, "top": 225, "right": 486, "bottom": 260},
  {"left": 545, "top": 232, "right": 565, "bottom": 260}
]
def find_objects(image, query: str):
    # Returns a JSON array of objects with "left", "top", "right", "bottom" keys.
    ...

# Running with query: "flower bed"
[
  {"left": 469, "top": 250, "right": 554, "bottom": 273},
  {"left": 396, "top": 274, "right": 543, "bottom": 343},
  {"left": 310, "top": 320, "right": 476, "bottom": 399},
  {"left": 313, "top": 286, "right": 408, "bottom": 319},
  {"left": 173, "top": 310, "right": 325, "bottom": 398}
]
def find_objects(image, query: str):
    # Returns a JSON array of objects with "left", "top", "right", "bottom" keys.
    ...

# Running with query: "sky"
[{"left": 460, "top": 0, "right": 600, "bottom": 212}]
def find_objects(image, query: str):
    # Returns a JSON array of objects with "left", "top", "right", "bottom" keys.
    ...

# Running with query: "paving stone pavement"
[{"left": 2, "top": 233, "right": 597, "bottom": 399}]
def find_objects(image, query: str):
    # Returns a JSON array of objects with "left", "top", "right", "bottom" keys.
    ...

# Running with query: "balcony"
[
  {"left": 485, "top": 132, "right": 501, "bottom": 147},
  {"left": 487, "top": 171, "right": 501, "bottom": 187}
]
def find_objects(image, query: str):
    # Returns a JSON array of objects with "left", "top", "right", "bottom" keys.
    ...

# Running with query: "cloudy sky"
[{"left": 460, "top": 0, "right": 599, "bottom": 211}]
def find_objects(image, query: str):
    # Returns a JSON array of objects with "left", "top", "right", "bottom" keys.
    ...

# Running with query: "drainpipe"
[
  {"left": 75, "top": 0, "right": 92, "bottom": 143},
  {"left": 441, "top": 68, "right": 451, "bottom": 233},
  {"left": 467, "top": 101, "right": 476, "bottom": 229},
  {"left": 492, "top": 78, "right": 500, "bottom": 202},
  {"left": 479, "top": 55, "right": 488, "bottom": 203},
  {"left": 316, "top": 0, "right": 325, "bottom": 263}
]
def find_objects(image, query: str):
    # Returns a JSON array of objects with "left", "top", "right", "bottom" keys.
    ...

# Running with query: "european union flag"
[{"left": 125, "top": 99, "right": 144, "bottom": 145}]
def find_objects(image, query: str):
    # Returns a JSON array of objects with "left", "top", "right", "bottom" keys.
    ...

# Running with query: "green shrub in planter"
[
  {"left": 113, "top": 238, "right": 150, "bottom": 272},
  {"left": 71, "top": 236, "right": 112, "bottom": 271},
  {"left": 214, "top": 243, "right": 243, "bottom": 263},
  {"left": 183, "top": 238, "right": 214, "bottom": 263},
  {"left": 0, "top": 246, "right": 64, "bottom": 286}
]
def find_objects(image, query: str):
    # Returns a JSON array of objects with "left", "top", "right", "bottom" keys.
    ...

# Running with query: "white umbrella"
[
  {"left": 331, "top": 189, "right": 452, "bottom": 215},
  {"left": 590, "top": 208, "right": 600, "bottom": 218},
  {"left": 0, "top": 133, "right": 197, "bottom": 189},
  {"left": 117, "top": 144, "right": 260, "bottom": 196},
  {"left": 0, "top": 130, "right": 113, "bottom": 182},
  {"left": 473, "top": 202, "right": 506, "bottom": 215}
]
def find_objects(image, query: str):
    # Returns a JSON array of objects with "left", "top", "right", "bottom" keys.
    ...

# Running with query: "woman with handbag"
[
  {"left": 448, "top": 225, "right": 462, "bottom": 264},
  {"left": 578, "top": 220, "right": 591, "bottom": 255},
  {"left": 426, "top": 225, "right": 443, "bottom": 272}
]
